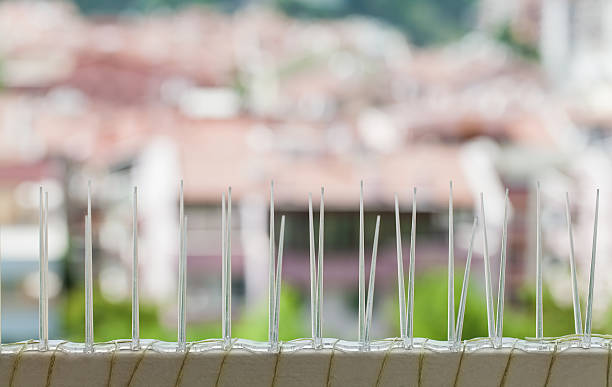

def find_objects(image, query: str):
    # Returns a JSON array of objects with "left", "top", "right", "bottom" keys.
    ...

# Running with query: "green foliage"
[
  {"left": 63, "top": 287, "right": 179, "bottom": 342},
  {"left": 65, "top": 271, "right": 598, "bottom": 343},
  {"left": 71, "top": 0, "right": 474, "bottom": 46},
  {"left": 496, "top": 24, "right": 539, "bottom": 60},
  {"left": 73, "top": 0, "right": 241, "bottom": 15},
  {"left": 233, "top": 286, "right": 308, "bottom": 341},
  {"left": 276, "top": 0, "right": 476, "bottom": 46},
  {"left": 385, "top": 270, "right": 576, "bottom": 341},
  {"left": 63, "top": 285, "right": 308, "bottom": 342}
]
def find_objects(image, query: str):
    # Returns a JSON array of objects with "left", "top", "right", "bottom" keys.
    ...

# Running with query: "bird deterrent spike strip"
[{"left": 0, "top": 180, "right": 607, "bottom": 354}]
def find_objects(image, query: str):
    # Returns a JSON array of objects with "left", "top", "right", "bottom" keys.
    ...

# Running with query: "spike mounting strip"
[{"left": 0, "top": 180, "right": 605, "bottom": 355}]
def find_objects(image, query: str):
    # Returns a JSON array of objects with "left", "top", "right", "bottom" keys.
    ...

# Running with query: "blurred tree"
[
  {"left": 72, "top": 0, "right": 475, "bottom": 46},
  {"left": 63, "top": 285, "right": 308, "bottom": 342},
  {"left": 233, "top": 285, "right": 308, "bottom": 341},
  {"left": 385, "top": 270, "right": 577, "bottom": 341},
  {"left": 276, "top": 0, "right": 476, "bottom": 46},
  {"left": 496, "top": 24, "right": 539, "bottom": 60},
  {"left": 73, "top": 0, "right": 242, "bottom": 14},
  {"left": 64, "top": 287, "right": 181, "bottom": 342}
]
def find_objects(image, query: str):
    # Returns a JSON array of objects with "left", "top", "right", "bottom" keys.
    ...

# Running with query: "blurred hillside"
[{"left": 72, "top": 0, "right": 476, "bottom": 46}]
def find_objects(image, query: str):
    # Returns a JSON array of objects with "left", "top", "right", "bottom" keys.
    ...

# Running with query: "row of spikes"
[{"left": 8, "top": 180, "right": 600, "bottom": 353}]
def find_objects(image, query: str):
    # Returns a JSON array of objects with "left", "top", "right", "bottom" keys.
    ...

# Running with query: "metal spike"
[
  {"left": 84, "top": 214, "right": 93, "bottom": 352},
  {"left": 85, "top": 182, "right": 94, "bottom": 353},
  {"left": 272, "top": 215, "right": 286, "bottom": 350},
  {"left": 40, "top": 191, "right": 49, "bottom": 351},
  {"left": 38, "top": 187, "right": 47, "bottom": 351},
  {"left": 132, "top": 187, "right": 139, "bottom": 350},
  {"left": 584, "top": 189, "right": 599, "bottom": 347},
  {"left": 535, "top": 181, "right": 543, "bottom": 339},
  {"left": 565, "top": 192, "right": 582, "bottom": 335},
  {"left": 221, "top": 192, "right": 226, "bottom": 340},
  {"left": 495, "top": 189, "right": 509, "bottom": 348},
  {"left": 222, "top": 187, "right": 232, "bottom": 347},
  {"left": 177, "top": 180, "right": 187, "bottom": 352},
  {"left": 394, "top": 194, "right": 407, "bottom": 343},
  {"left": 480, "top": 193, "right": 494, "bottom": 340},
  {"left": 448, "top": 181, "right": 455, "bottom": 344},
  {"left": 268, "top": 181, "right": 276, "bottom": 347},
  {"left": 364, "top": 215, "right": 381, "bottom": 346},
  {"left": 316, "top": 188, "right": 324, "bottom": 345},
  {"left": 359, "top": 181, "right": 365, "bottom": 344},
  {"left": 308, "top": 193, "right": 317, "bottom": 343},
  {"left": 87, "top": 180, "right": 92, "bottom": 271},
  {"left": 455, "top": 217, "right": 478, "bottom": 345},
  {"left": 407, "top": 187, "right": 417, "bottom": 348},
  {"left": 178, "top": 215, "right": 187, "bottom": 352}
]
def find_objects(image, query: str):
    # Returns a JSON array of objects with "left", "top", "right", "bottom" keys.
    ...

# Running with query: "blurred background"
[{"left": 0, "top": 0, "right": 611, "bottom": 344}]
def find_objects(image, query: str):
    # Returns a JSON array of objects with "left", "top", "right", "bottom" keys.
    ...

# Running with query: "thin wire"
[
  {"left": 394, "top": 194, "right": 406, "bottom": 343},
  {"left": 364, "top": 215, "right": 381, "bottom": 346},
  {"left": 480, "top": 193, "right": 495, "bottom": 339},
  {"left": 495, "top": 189, "right": 509, "bottom": 348},
  {"left": 359, "top": 181, "right": 365, "bottom": 345},
  {"left": 407, "top": 187, "right": 417, "bottom": 348},
  {"left": 455, "top": 217, "right": 478, "bottom": 344},
  {"left": 535, "top": 181, "right": 543, "bottom": 339},
  {"left": 448, "top": 181, "right": 455, "bottom": 344},
  {"left": 132, "top": 187, "right": 139, "bottom": 350},
  {"left": 584, "top": 189, "right": 599, "bottom": 347},
  {"left": 564, "top": 192, "right": 582, "bottom": 335}
]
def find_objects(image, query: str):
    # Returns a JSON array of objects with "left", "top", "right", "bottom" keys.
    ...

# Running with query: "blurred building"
[{"left": 0, "top": 160, "right": 68, "bottom": 341}]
